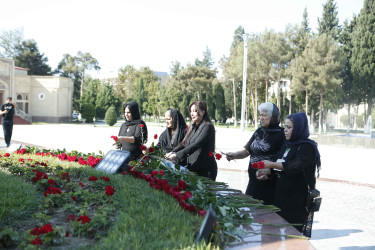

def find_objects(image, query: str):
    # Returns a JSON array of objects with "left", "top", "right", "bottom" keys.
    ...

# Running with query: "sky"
[{"left": 0, "top": 0, "right": 364, "bottom": 79}]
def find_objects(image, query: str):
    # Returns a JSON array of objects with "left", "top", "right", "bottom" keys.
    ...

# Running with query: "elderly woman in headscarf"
[
  {"left": 260, "top": 112, "right": 321, "bottom": 237},
  {"left": 225, "top": 102, "right": 285, "bottom": 205},
  {"left": 114, "top": 101, "right": 148, "bottom": 160},
  {"left": 156, "top": 108, "right": 187, "bottom": 154}
]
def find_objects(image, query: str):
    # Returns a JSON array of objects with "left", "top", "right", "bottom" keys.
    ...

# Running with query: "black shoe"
[{"left": 6, "top": 144, "right": 9, "bottom": 147}]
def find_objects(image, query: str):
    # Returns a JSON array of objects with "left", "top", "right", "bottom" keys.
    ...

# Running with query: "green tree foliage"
[
  {"left": 14, "top": 39, "right": 51, "bottom": 75},
  {"left": 116, "top": 66, "right": 162, "bottom": 117},
  {"left": 214, "top": 82, "right": 226, "bottom": 121},
  {"left": 302, "top": 34, "right": 343, "bottom": 132},
  {"left": 350, "top": 0, "right": 375, "bottom": 119},
  {"left": 55, "top": 52, "right": 100, "bottom": 110},
  {"left": 81, "top": 103, "right": 96, "bottom": 123},
  {"left": 318, "top": 0, "right": 341, "bottom": 41},
  {"left": 231, "top": 25, "right": 245, "bottom": 48},
  {"left": 195, "top": 46, "right": 215, "bottom": 69},
  {"left": 0, "top": 27, "right": 24, "bottom": 58},
  {"left": 105, "top": 106, "right": 118, "bottom": 126},
  {"left": 169, "top": 61, "right": 182, "bottom": 76},
  {"left": 81, "top": 77, "right": 101, "bottom": 106},
  {"left": 96, "top": 82, "right": 121, "bottom": 119}
]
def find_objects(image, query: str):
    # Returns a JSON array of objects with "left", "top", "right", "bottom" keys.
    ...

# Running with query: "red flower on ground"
[
  {"left": 208, "top": 152, "right": 213, "bottom": 157},
  {"left": 79, "top": 182, "right": 85, "bottom": 187},
  {"left": 177, "top": 180, "right": 187, "bottom": 190},
  {"left": 198, "top": 209, "right": 207, "bottom": 217},
  {"left": 122, "top": 171, "right": 128, "bottom": 175},
  {"left": 215, "top": 153, "right": 222, "bottom": 160},
  {"left": 105, "top": 185, "right": 116, "bottom": 196},
  {"left": 32, "top": 238, "right": 43, "bottom": 245},
  {"left": 47, "top": 179, "right": 55, "bottom": 185},
  {"left": 111, "top": 135, "right": 118, "bottom": 141},
  {"left": 65, "top": 232, "right": 70, "bottom": 237},
  {"left": 67, "top": 215, "right": 75, "bottom": 221},
  {"left": 77, "top": 215, "right": 91, "bottom": 224},
  {"left": 101, "top": 176, "right": 110, "bottom": 181},
  {"left": 154, "top": 134, "right": 158, "bottom": 139},
  {"left": 71, "top": 196, "right": 77, "bottom": 201},
  {"left": 39, "top": 224, "right": 54, "bottom": 234},
  {"left": 4, "top": 153, "right": 10, "bottom": 157},
  {"left": 139, "top": 124, "right": 145, "bottom": 128},
  {"left": 88, "top": 176, "right": 98, "bottom": 182},
  {"left": 30, "top": 227, "right": 41, "bottom": 236}
]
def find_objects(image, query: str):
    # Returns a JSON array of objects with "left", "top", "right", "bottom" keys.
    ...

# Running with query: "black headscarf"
[
  {"left": 285, "top": 112, "right": 321, "bottom": 168},
  {"left": 260, "top": 103, "right": 283, "bottom": 133},
  {"left": 158, "top": 109, "right": 187, "bottom": 152},
  {"left": 124, "top": 101, "right": 142, "bottom": 126}
]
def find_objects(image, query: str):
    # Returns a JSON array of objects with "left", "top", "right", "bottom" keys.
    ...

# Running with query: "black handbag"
[{"left": 303, "top": 170, "right": 322, "bottom": 212}]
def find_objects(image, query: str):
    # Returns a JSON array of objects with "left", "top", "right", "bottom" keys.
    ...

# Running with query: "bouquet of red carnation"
[
  {"left": 111, "top": 136, "right": 121, "bottom": 148},
  {"left": 251, "top": 161, "right": 265, "bottom": 169}
]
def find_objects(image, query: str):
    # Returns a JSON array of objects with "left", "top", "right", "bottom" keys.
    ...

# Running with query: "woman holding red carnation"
[
  {"left": 156, "top": 108, "right": 187, "bottom": 154},
  {"left": 225, "top": 102, "right": 285, "bottom": 205},
  {"left": 166, "top": 101, "right": 217, "bottom": 181},
  {"left": 114, "top": 101, "right": 148, "bottom": 161},
  {"left": 260, "top": 112, "right": 321, "bottom": 237}
]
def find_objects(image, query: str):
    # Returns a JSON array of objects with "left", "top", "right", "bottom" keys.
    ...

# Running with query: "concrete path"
[{"left": 1, "top": 121, "right": 375, "bottom": 250}]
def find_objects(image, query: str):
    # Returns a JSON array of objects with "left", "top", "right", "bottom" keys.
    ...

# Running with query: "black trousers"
[{"left": 2, "top": 119, "right": 13, "bottom": 146}]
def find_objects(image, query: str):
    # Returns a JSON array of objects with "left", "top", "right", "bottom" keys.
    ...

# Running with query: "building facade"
[{"left": 0, "top": 58, "right": 73, "bottom": 123}]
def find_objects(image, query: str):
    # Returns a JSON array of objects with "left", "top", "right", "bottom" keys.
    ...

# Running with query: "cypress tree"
[{"left": 318, "top": 0, "right": 341, "bottom": 41}]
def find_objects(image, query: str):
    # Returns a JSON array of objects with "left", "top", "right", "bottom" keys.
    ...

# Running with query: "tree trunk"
[
  {"left": 254, "top": 78, "right": 259, "bottom": 129},
  {"left": 277, "top": 77, "right": 281, "bottom": 112},
  {"left": 265, "top": 77, "right": 269, "bottom": 102},
  {"left": 232, "top": 78, "right": 237, "bottom": 127},
  {"left": 318, "top": 92, "right": 323, "bottom": 134},
  {"left": 347, "top": 102, "right": 351, "bottom": 134},
  {"left": 289, "top": 94, "right": 292, "bottom": 115},
  {"left": 249, "top": 79, "right": 256, "bottom": 129},
  {"left": 310, "top": 108, "right": 315, "bottom": 133},
  {"left": 305, "top": 89, "right": 309, "bottom": 117}
]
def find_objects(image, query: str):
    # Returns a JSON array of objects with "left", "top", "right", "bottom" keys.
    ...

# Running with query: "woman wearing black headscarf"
[
  {"left": 156, "top": 108, "right": 187, "bottom": 154},
  {"left": 115, "top": 101, "right": 148, "bottom": 160},
  {"left": 225, "top": 102, "right": 285, "bottom": 205},
  {"left": 261, "top": 112, "right": 321, "bottom": 237}
]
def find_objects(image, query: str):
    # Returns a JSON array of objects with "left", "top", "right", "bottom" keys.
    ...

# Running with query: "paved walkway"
[{"left": 1, "top": 121, "right": 375, "bottom": 249}]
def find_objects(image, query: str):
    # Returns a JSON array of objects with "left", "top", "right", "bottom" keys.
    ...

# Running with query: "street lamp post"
[{"left": 240, "top": 34, "right": 248, "bottom": 132}]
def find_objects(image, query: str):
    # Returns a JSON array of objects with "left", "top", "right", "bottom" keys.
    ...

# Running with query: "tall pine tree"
[{"left": 318, "top": 0, "right": 341, "bottom": 41}]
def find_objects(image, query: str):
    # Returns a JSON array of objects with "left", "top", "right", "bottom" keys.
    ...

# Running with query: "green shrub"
[
  {"left": 105, "top": 106, "right": 118, "bottom": 126},
  {"left": 81, "top": 103, "right": 96, "bottom": 123}
]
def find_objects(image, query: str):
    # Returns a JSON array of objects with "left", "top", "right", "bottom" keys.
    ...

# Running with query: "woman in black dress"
[
  {"left": 261, "top": 112, "right": 321, "bottom": 236},
  {"left": 156, "top": 108, "right": 187, "bottom": 154},
  {"left": 114, "top": 101, "right": 148, "bottom": 161},
  {"left": 166, "top": 101, "right": 217, "bottom": 181},
  {"left": 226, "top": 102, "right": 285, "bottom": 205}
]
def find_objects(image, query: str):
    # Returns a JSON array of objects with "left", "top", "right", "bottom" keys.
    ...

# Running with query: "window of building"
[{"left": 16, "top": 93, "right": 29, "bottom": 113}]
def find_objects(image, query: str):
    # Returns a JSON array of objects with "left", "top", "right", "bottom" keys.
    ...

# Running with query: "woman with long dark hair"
[
  {"left": 114, "top": 101, "right": 148, "bottom": 160},
  {"left": 166, "top": 101, "right": 217, "bottom": 181},
  {"left": 156, "top": 108, "right": 187, "bottom": 154}
]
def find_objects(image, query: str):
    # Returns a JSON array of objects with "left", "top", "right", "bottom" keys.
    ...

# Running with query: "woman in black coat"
[
  {"left": 156, "top": 108, "right": 187, "bottom": 154},
  {"left": 166, "top": 101, "right": 217, "bottom": 181},
  {"left": 225, "top": 102, "right": 285, "bottom": 205},
  {"left": 114, "top": 101, "right": 148, "bottom": 161},
  {"left": 261, "top": 112, "right": 321, "bottom": 236}
]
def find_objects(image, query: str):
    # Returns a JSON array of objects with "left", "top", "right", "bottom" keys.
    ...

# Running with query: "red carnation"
[
  {"left": 77, "top": 215, "right": 91, "bottom": 224},
  {"left": 208, "top": 152, "right": 213, "bottom": 157},
  {"left": 215, "top": 153, "right": 222, "bottom": 160},
  {"left": 139, "top": 124, "right": 145, "bottom": 128},
  {"left": 154, "top": 134, "right": 158, "bottom": 139},
  {"left": 47, "top": 179, "right": 55, "bottom": 185},
  {"left": 198, "top": 209, "right": 207, "bottom": 217},
  {"left": 39, "top": 224, "right": 54, "bottom": 234},
  {"left": 71, "top": 196, "right": 77, "bottom": 201},
  {"left": 258, "top": 161, "right": 265, "bottom": 169},
  {"left": 122, "top": 171, "right": 128, "bottom": 175},
  {"left": 79, "top": 182, "right": 85, "bottom": 187},
  {"left": 148, "top": 147, "right": 155, "bottom": 153},
  {"left": 88, "top": 176, "right": 98, "bottom": 182},
  {"left": 177, "top": 179, "right": 187, "bottom": 190},
  {"left": 32, "top": 238, "right": 43, "bottom": 245},
  {"left": 111, "top": 135, "right": 118, "bottom": 141},
  {"left": 251, "top": 162, "right": 259, "bottom": 169},
  {"left": 105, "top": 185, "right": 116, "bottom": 196},
  {"left": 67, "top": 215, "right": 75, "bottom": 221},
  {"left": 101, "top": 176, "right": 110, "bottom": 181},
  {"left": 140, "top": 145, "right": 147, "bottom": 151}
]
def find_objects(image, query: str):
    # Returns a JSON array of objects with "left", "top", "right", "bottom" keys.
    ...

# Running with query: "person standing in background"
[{"left": 0, "top": 97, "right": 18, "bottom": 147}]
